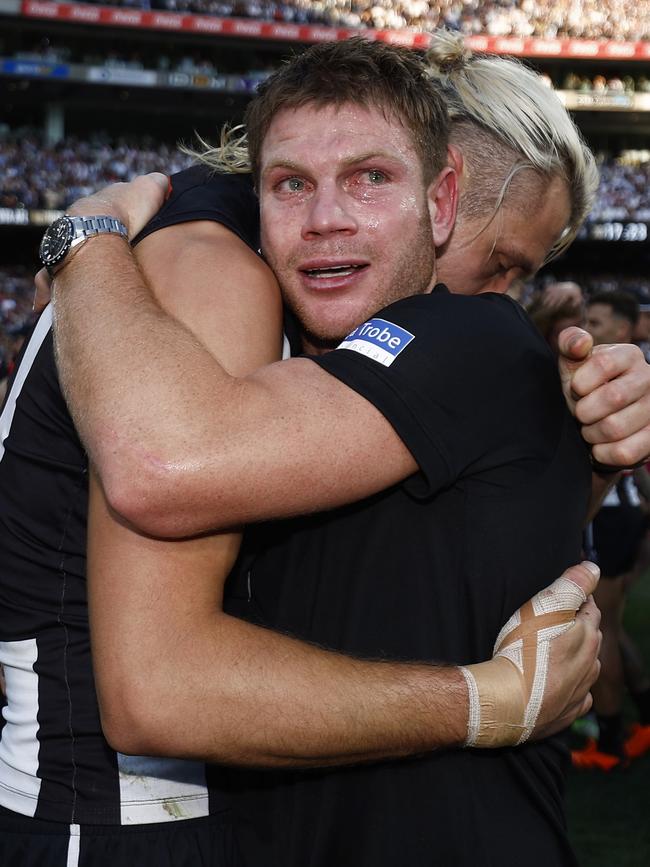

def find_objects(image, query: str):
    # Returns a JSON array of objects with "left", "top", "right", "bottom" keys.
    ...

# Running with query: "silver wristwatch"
[{"left": 39, "top": 214, "right": 129, "bottom": 276}]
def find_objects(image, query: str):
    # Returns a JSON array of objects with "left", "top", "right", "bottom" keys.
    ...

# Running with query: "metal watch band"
[
  {"left": 69, "top": 215, "right": 129, "bottom": 246},
  {"left": 43, "top": 214, "right": 129, "bottom": 276}
]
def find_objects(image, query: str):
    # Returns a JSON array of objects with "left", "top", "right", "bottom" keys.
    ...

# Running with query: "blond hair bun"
[{"left": 424, "top": 29, "right": 473, "bottom": 77}]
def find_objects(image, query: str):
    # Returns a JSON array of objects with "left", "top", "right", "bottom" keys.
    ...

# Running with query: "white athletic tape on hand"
[{"left": 461, "top": 576, "right": 587, "bottom": 748}]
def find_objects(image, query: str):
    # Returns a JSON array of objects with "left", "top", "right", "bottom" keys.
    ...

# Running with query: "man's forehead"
[{"left": 260, "top": 103, "right": 417, "bottom": 165}]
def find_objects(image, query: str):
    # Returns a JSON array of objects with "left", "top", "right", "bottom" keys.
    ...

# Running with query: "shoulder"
[
  {"left": 387, "top": 287, "right": 533, "bottom": 336},
  {"left": 166, "top": 165, "right": 256, "bottom": 210},
  {"left": 133, "top": 167, "right": 259, "bottom": 252},
  {"left": 372, "top": 288, "right": 548, "bottom": 369}
]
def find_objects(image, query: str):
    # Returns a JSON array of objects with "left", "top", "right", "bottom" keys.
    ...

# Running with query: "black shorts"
[
  {"left": 592, "top": 506, "right": 647, "bottom": 577},
  {"left": 0, "top": 805, "right": 245, "bottom": 867}
]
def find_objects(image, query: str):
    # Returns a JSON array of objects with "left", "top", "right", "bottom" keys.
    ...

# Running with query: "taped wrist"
[{"left": 461, "top": 576, "right": 587, "bottom": 748}]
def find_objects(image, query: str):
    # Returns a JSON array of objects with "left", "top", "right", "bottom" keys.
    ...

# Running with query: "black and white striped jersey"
[{"left": 0, "top": 168, "right": 261, "bottom": 825}]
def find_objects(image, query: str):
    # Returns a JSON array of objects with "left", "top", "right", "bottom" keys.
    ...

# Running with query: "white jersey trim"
[
  {"left": 118, "top": 754, "right": 210, "bottom": 824},
  {"left": 0, "top": 304, "right": 53, "bottom": 463},
  {"left": 66, "top": 824, "right": 81, "bottom": 867},
  {"left": 0, "top": 638, "right": 41, "bottom": 817}
]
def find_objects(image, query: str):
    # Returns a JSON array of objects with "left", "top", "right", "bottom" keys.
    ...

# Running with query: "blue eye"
[{"left": 279, "top": 177, "right": 304, "bottom": 192}]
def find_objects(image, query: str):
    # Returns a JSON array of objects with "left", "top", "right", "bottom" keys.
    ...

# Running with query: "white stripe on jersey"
[
  {"left": 117, "top": 754, "right": 210, "bottom": 824},
  {"left": 0, "top": 638, "right": 41, "bottom": 816},
  {"left": 66, "top": 824, "right": 81, "bottom": 867},
  {"left": 0, "top": 304, "right": 53, "bottom": 463}
]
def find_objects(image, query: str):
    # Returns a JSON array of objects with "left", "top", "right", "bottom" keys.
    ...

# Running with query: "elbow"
[
  {"left": 100, "top": 455, "right": 206, "bottom": 539},
  {"left": 99, "top": 683, "right": 178, "bottom": 757},
  {"left": 99, "top": 697, "right": 157, "bottom": 757}
]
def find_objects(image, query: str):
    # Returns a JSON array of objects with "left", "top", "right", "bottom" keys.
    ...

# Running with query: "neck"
[{"left": 300, "top": 334, "right": 341, "bottom": 356}]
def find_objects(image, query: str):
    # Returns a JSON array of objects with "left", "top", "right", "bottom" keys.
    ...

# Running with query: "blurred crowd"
[
  {"left": 558, "top": 73, "right": 650, "bottom": 94},
  {"left": 9, "top": 41, "right": 650, "bottom": 94},
  {"left": 592, "top": 156, "right": 650, "bottom": 223},
  {"left": 2, "top": 133, "right": 649, "bottom": 222},
  {"left": 6, "top": 41, "right": 276, "bottom": 79},
  {"left": 0, "top": 135, "right": 192, "bottom": 211},
  {"left": 0, "top": 267, "right": 37, "bottom": 394},
  {"left": 72, "top": 0, "right": 650, "bottom": 40}
]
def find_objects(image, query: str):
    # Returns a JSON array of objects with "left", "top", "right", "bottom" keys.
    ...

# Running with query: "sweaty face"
[
  {"left": 259, "top": 103, "right": 440, "bottom": 353},
  {"left": 437, "top": 175, "right": 572, "bottom": 296}
]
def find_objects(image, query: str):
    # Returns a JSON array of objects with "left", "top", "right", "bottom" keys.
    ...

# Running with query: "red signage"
[{"left": 20, "top": 1, "right": 650, "bottom": 60}]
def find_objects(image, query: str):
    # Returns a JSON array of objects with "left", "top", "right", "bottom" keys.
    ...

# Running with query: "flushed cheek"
[
  {"left": 261, "top": 215, "right": 299, "bottom": 263},
  {"left": 397, "top": 193, "right": 420, "bottom": 215},
  {"left": 361, "top": 211, "right": 407, "bottom": 239}
]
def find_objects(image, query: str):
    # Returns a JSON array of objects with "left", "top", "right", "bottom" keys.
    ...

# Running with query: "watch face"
[{"left": 40, "top": 217, "right": 74, "bottom": 267}]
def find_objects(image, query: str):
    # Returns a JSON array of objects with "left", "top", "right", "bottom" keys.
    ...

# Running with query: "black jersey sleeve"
[
  {"left": 311, "top": 287, "right": 571, "bottom": 498},
  {"left": 132, "top": 165, "right": 260, "bottom": 252}
]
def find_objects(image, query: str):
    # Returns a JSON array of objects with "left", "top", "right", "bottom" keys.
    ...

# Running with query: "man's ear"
[
  {"left": 427, "top": 166, "right": 457, "bottom": 249},
  {"left": 447, "top": 144, "right": 464, "bottom": 176}
]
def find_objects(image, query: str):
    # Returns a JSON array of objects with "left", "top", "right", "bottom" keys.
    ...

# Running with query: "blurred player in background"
[
  {"left": 573, "top": 291, "right": 650, "bottom": 769},
  {"left": 631, "top": 285, "right": 650, "bottom": 363},
  {"left": 527, "top": 281, "right": 586, "bottom": 357}
]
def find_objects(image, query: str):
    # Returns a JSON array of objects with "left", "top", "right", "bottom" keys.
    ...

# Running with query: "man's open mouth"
[{"left": 302, "top": 264, "right": 368, "bottom": 278}]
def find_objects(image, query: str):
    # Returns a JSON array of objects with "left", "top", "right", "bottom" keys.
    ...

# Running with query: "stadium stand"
[{"left": 53, "top": 0, "right": 650, "bottom": 40}]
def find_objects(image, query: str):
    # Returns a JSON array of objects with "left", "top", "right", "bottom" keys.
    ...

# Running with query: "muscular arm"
[
  {"left": 54, "top": 195, "right": 416, "bottom": 539},
  {"left": 89, "top": 471, "right": 472, "bottom": 765},
  {"left": 91, "top": 472, "right": 600, "bottom": 763},
  {"left": 84, "top": 215, "right": 465, "bottom": 764},
  {"left": 54, "top": 188, "right": 650, "bottom": 538},
  {"left": 63, "top": 182, "right": 599, "bottom": 760}
]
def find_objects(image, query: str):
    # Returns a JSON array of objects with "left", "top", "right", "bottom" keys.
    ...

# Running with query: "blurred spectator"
[
  {"left": 588, "top": 153, "right": 650, "bottom": 224},
  {"left": 527, "top": 281, "right": 585, "bottom": 356},
  {"left": 0, "top": 267, "right": 37, "bottom": 402},
  {"left": 60, "top": 0, "right": 650, "bottom": 40},
  {"left": 585, "top": 289, "right": 639, "bottom": 345},
  {"left": 0, "top": 133, "right": 192, "bottom": 211},
  {"left": 629, "top": 285, "right": 650, "bottom": 362},
  {"left": 9, "top": 43, "right": 650, "bottom": 95},
  {"left": 2, "top": 130, "right": 648, "bottom": 224},
  {"left": 572, "top": 290, "right": 650, "bottom": 771}
]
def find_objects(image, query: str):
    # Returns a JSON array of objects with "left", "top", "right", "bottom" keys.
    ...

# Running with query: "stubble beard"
[{"left": 276, "top": 212, "right": 437, "bottom": 353}]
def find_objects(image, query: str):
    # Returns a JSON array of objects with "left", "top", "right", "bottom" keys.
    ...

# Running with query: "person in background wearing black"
[{"left": 573, "top": 291, "right": 650, "bottom": 769}]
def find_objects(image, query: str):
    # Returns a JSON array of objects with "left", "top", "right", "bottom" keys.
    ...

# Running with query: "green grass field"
[{"left": 567, "top": 567, "right": 650, "bottom": 866}]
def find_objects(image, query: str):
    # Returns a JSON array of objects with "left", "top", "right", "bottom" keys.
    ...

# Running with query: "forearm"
[
  {"left": 53, "top": 238, "right": 231, "bottom": 481},
  {"left": 54, "top": 238, "right": 414, "bottom": 537},
  {"left": 88, "top": 475, "right": 466, "bottom": 767},
  {"left": 118, "top": 611, "right": 468, "bottom": 767},
  {"left": 89, "top": 477, "right": 600, "bottom": 766}
]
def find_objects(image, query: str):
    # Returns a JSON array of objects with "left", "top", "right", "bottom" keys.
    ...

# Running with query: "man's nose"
[{"left": 301, "top": 182, "right": 357, "bottom": 239}]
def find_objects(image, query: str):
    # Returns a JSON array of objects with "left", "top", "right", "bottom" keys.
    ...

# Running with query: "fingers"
[
  {"left": 572, "top": 343, "right": 648, "bottom": 406},
  {"left": 575, "top": 593, "right": 602, "bottom": 629},
  {"left": 580, "top": 391, "right": 650, "bottom": 446},
  {"left": 66, "top": 173, "right": 169, "bottom": 238},
  {"left": 146, "top": 171, "right": 169, "bottom": 194},
  {"left": 542, "top": 283, "right": 583, "bottom": 310},
  {"left": 591, "top": 429, "right": 650, "bottom": 470},
  {"left": 557, "top": 326, "right": 593, "bottom": 363},
  {"left": 567, "top": 343, "right": 650, "bottom": 468},
  {"left": 557, "top": 561, "right": 600, "bottom": 600}
]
